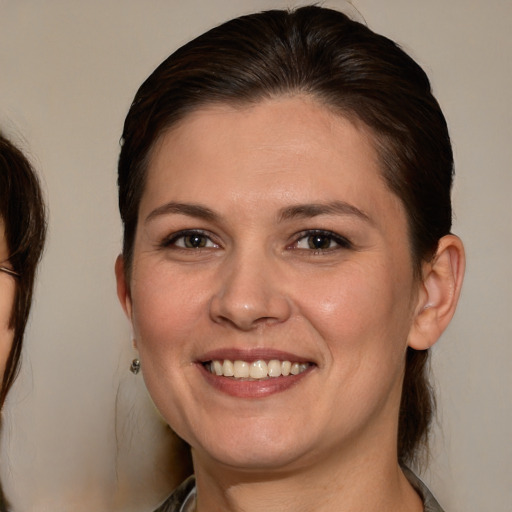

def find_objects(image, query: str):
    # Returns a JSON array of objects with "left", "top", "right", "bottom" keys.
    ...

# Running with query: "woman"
[
  {"left": 115, "top": 6, "right": 465, "bottom": 511},
  {"left": 0, "top": 132, "right": 46, "bottom": 509}
]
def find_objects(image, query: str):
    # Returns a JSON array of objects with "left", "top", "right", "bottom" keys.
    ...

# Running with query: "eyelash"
[
  {"left": 160, "top": 229, "right": 352, "bottom": 255},
  {"left": 160, "top": 230, "right": 219, "bottom": 250},
  {"left": 291, "top": 229, "right": 353, "bottom": 254}
]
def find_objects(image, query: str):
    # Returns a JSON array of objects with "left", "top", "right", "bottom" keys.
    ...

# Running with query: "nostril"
[
  {"left": 208, "top": 258, "right": 292, "bottom": 330},
  {"left": 209, "top": 291, "right": 292, "bottom": 331}
]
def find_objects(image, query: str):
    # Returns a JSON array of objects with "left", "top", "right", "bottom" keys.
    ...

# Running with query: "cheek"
[
  {"left": 0, "top": 286, "right": 15, "bottom": 378},
  {"left": 295, "top": 259, "right": 415, "bottom": 353},
  {"left": 0, "top": 330, "right": 14, "bottom": 379},
  {"left": 130, "top": 269, "right": 209, "bottom": 357}
]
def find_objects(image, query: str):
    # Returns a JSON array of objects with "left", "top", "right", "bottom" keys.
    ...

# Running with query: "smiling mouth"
[{"left": 203, "top": 359, "right": 312, "bottom": 380}]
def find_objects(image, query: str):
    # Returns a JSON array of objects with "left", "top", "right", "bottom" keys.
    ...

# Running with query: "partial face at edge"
[
  {"left": 117, "top": 96, "right": 430, "bottom": 472},
  {"left": 0, "top": 218, "right": 16, "bottom": 381}
]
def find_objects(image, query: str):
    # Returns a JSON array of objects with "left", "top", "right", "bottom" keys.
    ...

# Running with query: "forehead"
[
  {"left": 142, "top": 97, "right": 404, "bottom": 224},
  {"left": 148, "top": 97, "right": 381, "bottom": 187},
  {"left": 153, "top": 96, "right": 376, "bottom": 160}
]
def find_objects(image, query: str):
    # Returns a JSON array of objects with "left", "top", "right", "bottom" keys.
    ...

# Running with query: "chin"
[
  {"left": 191, "top": 423, "right": 313, "bottom": 473},
  {"left": 204, "top": 446, "right": 304, "bottom": 473}
]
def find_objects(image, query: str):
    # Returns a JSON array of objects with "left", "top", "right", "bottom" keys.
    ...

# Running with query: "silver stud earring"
[{"left": 130, "top": 358, "right": 141, "bottom": 375}]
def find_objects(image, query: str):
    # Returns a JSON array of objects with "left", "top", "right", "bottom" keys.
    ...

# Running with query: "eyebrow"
[
  {"left": 145, "top": 202, "right": 217, "bottom": 224},
  {"left": 145, "top": 200, "right": 371, "bottom": 225},
  {"left": 277, "top": 201, "right": 372, "bottom": 223}
]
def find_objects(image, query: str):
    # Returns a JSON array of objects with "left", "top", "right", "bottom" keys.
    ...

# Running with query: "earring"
[{"left": 130, "top": 358, "right": 141, "bottom": 375}]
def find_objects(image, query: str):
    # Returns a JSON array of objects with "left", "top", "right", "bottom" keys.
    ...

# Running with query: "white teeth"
[
  {"left": 213, "top": 360, "right": 223, "bottom": 376},
  {"left": 222, "top": 360, "right": 234, "bottom": 377},
  {"left": 206, "top": 359, "right": 310, "bottom": 380},
  {"left": 249, "top": 360, "right": 268, "bottom": 379},
  {"left": 234, "top": 360, "right": 249, "bottom": 378},
  {"left": 267, "top": 359, "right": 282, "bottom": 377},
  {"left": 281, "top": 361, "right": 291, "bottom": 376}
]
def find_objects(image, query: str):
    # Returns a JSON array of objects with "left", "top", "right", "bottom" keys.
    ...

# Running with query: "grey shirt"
[
  {"left": 154, "top": 469, "right": 444, "bottom": 512},
  {"left": 403, "top": 467, "right": 445, "bottom": 512}
]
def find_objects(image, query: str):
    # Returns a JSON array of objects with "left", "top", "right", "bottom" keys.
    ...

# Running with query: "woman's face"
[
  {"left": 0, "top": 219, "right": 15, "bottom": 379},
  {"left": 118, "top": 97, "right": 426, "bottom": 472}
]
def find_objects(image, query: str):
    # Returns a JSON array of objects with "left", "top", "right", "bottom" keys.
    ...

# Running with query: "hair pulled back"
[{"left": 118, "top": 5, "right": 454, "bottom": 466}]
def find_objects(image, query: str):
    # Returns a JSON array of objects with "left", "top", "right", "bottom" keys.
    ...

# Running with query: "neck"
[{"left": 192, "top": 444, "right": 422, "bottom": 512}]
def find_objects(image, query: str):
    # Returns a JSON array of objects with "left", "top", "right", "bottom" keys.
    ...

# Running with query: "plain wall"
[{"left": 0, "top": 1, "right": 510, "bottom": 510}]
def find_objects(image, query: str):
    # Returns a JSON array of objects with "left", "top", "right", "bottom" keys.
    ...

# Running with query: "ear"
[
  {"left": 408, "top": 235, "right": 465, "bottom": 350},
  {"left": 115, "top": 254, "right": 133, "bottom": 320}
]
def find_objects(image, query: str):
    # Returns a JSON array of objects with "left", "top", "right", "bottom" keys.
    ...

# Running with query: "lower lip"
[{"left": 197, "top": 363, "right": 313, "bottom": 398}]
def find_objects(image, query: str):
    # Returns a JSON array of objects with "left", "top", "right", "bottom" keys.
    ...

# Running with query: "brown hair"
[
  {"left": 118, "top": 5, "right": 453, "bottom": 466},
  {"left": 0, "top": 132, "right": 46, "bottom": 408}
]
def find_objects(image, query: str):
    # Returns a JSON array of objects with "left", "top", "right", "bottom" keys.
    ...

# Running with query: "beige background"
[{"left": 0, "top": 1, "right": 510, "bottom": 510}]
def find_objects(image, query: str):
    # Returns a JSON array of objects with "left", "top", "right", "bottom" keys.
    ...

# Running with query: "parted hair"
[
  {"left": 0, "top": 132, "right": 46, "bottom": 408},
  {"left": 118, "top": 5, "right": 453, "bottom": 466}
]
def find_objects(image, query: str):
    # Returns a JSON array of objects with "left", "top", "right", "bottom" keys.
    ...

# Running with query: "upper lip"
[{"left": 197, "top": 348, "right": 316, "bottom": 364}]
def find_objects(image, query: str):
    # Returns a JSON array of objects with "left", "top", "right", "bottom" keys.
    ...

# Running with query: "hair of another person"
[
  {"left": 0, "top": 132, "right": 46, "bottom": 408},
  {"left": 117, "top": 5, "right": 454, "bottom": 466}
]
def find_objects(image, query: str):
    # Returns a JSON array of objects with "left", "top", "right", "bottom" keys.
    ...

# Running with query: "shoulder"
[
  {"left": 402, "top": 467, "right": 445, "bottom": 512},
  {"left": 153, "top": 476, "right": 196, "bottom": 512},
  {"left": 156, "top": 471, "right": 445, "bottom": 512}
]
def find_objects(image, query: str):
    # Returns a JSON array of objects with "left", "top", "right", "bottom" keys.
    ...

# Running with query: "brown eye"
[
  {"left": 293, "top": 230, "right": 352, "bottom": 252},
  {"left": 184, "top": 234, "right": 208, "bottom": 248},
  {"left": 307, "top": 234, "right": 333, "bottom": 250},
  {"left": 163, "top": 230, "right": 219, "bottom": 250}
]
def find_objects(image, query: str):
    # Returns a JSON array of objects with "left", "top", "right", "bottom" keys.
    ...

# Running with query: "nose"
[{"left": 209, "top": 252, "right": 292, "bottom": 331}]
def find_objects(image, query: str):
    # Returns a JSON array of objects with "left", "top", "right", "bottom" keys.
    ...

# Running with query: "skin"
[
  {"left": 117, "top": 96, "right": 464, "bottom": 512},
  {"left": 0, "top": 219, "right": 15, "bottom": 380}
]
